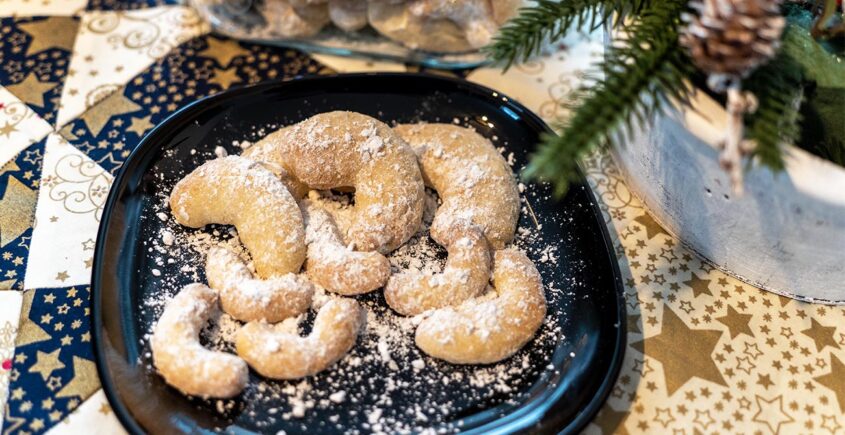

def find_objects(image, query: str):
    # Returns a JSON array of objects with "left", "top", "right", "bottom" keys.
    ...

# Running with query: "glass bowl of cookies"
[{"left": 189, "top": 0, "right": 523, "bottom": 68}]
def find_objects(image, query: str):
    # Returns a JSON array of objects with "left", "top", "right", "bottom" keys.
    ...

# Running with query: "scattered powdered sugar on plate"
[{"left": 134, "top": 120, "right": 578, "bottom": 434}]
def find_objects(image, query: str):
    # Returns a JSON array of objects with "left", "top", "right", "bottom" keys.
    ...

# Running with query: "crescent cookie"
[
  {"left": 394, "top": 123, "right": 520, "bottom": 249},
  {"left": 235, "top": 298, "right": 364, "bottom": 379},
  {"left": 244, "top": 111, "right": 425, "bottom": 254},
  {"left": 367, "top": 0, "right": 474, "bottom": 53},
  {"left": 205, "top": 246, "right": 314, "bottom": 323},
  {"left": 151, "top": 284, "right": 249, "bottom": 398},
  {"left": 328, "top": 0, "right": 368, "bottom": 31},
  {"left": 415, "top": 249, "right": 546, "bottom": 364},
  {"left": 384, "top": 226, "right": 491, "bottom": 316},
  {"left": 303, "top": 203, "right": 391, "bottom": 295},
  {"left": 170, "top": 156, "right": 306, "bottom": 278},
  {"left": 261, "top": 0, "right": 330, "bottom": 37},
  {"left": 407, "top": 0, "right": 500, "bottom": 48}
]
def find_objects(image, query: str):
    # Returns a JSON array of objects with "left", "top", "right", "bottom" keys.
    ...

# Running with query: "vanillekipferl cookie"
[
  {"left": 151, "top": 110, "right": 550, "bottom": 409},
  {"left": 244, "top": 111, "right": 425, "bottom": 254}
]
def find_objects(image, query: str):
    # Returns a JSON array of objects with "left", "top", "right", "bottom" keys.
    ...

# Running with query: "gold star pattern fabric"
[
  {"left": 0, "top": 177, "right": 36, "bottom": 247},
  {"left": 580, "top": 152, "right": 845, "bottom": 435},
  {"left": 1, "top": 4, "right": 844, "bottom": 434},
  {"left": 0, "top": 17, "right": 78, "bottom": 122},
  {"left": 4, "top": 74, "right": 57, "bottom": 109},
  {"left": 802, "top": 318, "right": 840, "bottom": 353},
  {"left": 814, "top": 354, "right": 845, "bottom": 413},
  {"left": 632, "top": 306, "right": 727, "bottom": 395},
  {"left": 716, "top": 305, "right": 754, "bottom": 339},
  {"left": 27, "top": 349, "right": 64, "bottom": 381},
  {"left": 59, "top": 34, "right": 331, "bottom": 175},
  {"left": 16, "top": 18, "right": 78, "bottom": 56},
  {"left": 75, "top": 90, "right": 141, "bottom": 137},
  {"left": 0, "top": 139, "right": 45, "bottom": 291},
  {"left": 6, "top": 287, "right": 100, "bottom": 431}
]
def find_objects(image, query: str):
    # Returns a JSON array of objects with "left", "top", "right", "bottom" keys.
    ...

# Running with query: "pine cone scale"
[{"left": 679, "top": 0, "right": 785, "bottom": 78}]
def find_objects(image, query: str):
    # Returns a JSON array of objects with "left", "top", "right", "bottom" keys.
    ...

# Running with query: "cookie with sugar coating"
[
  {"left": 302, "top": 202, "right": 390, "bottom": 295},
  {"left": 384, "top": 226, "right": 491, "bottom": 316},
  {"left": 151, "top": 284, "right": 249, "bottom": 398},
  {"left": 235, "top": 298, "right": 364, "bottom": 379},
  {"left": 169, "top": 156, "right": 306, "bottom": 278},
  {"left": 206, "top": 246, "right": 314, "bottom": 323},
  {"left": 245, "top": 111, "right": 425, "bottom": 254},
  {"left": 407, "top": 0, "right": 499, "bottom": 48},
  {"left": 415, "top": 249, "right": 546, "bottom": 364},
  {"left": 394, "top": 123, "right": 520, "bottom": 249},
  {"left": 262, "top": 0, "right": 330, "bottom": 37},
  {"left": 329, "top": 0, "right": 368, "bottom": 31},
  {"left": 367, "top": 0, "right": 474, "bottom": 53}
]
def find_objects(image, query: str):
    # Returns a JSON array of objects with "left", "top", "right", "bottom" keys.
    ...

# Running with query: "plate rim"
[{"left": 91, "top": 72, "right": 627, "bottom": 435}]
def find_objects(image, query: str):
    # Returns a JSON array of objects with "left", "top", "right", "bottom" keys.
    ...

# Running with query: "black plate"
[{"left": 92, "top": 73, "right": 625, "bottom": 435}]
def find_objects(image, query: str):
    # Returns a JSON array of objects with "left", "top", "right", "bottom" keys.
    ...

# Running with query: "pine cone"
[{"left": 680, "top": 0, "right": 786, "bottom": 79}]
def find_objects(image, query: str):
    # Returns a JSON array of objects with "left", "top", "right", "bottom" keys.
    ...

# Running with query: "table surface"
[{"left": 0, "top": 3, "right": 843, "bottom": 434}]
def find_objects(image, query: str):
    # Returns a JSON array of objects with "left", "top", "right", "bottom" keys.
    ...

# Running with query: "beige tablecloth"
[{"left": 0, "top": 4, "right": 842, "bottom": 434}]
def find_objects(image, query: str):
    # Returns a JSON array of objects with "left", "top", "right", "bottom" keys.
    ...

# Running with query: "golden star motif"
[
  {"left": 715, "top": 305, "right": 754, "bottom": 339},
  {"left": 28, "top": 348, "right": 65, "bottom": 381},
  {"left": 632, "top": 305, "right": 726, "bottom": 395},
  {"left": 693, "top": 409, "right": 714, "bottom": 429},
  {"left": 30, "top": 418, "right": 44, "bottom": 430},
  {"left": 77, "top": 90, "right": 141, "bottom": 136},
  {"left": 56, "top": 356, "right": 99, "bottom": 399},
  {"left": 757, "top": 373, "right": 774, "bottom": 389},
  {"left": 10, "top": 387, "right": 25, "bottom": 400},
  {"left": 16, "top": 290, "right": 51, "bottom": 347},
  {"left": 5, "top": 73, "right": 57, "bottom": 108},
  {"left": 654, "top": 407, "right": 675, "bottom": 428},
  {"left": 684, "top": 272, "right": 712, "bottom": 298},
  {"left": 201, "top": 37, "right": 250, "bottom": 67},
  {"left": 633, "top": 213, "right": 667, "bottom": 240},
  {"left": 801, "top": 318, "right": 840, "bottom": 352},
  {"left": 743, "top": 342, "right": 763, "bottom": 358},
  {"left": 59, "top": 123, "right": 78, "bottom": 140},
  {"left": 18, "top": 17, "right": 79, "bottom": 56},
  {"left": 3, "top": 407, "right": 25, "bottom": 434},
  {"left": 55, "top": 270, "right": 69, "bottom": 282},
  {"left": 752, "top": 394, "right": 794, "bottom": 434},
  {"left": 126, "top": 115, "right": 154, "bottom": 137},
  {"left": 209, "top": 66, "right": 241, "bottom": 89},
  {"left": 736, "top": 355, "right": 756, "bottom": 374},
  {"left": 821, "top": 415, "right": 842, "bottom": 433},
  {"left": 98, "top": 402, "right": 111, "bottom": 415},
  {"left": 0, "top": 121, "right": 18, "bottom": 138},
  {"left": 775, "top": 294, "right": 793, "bottom": 308},
  {"left": 814, "top": 354, "right": 845, "bottom": 412}
]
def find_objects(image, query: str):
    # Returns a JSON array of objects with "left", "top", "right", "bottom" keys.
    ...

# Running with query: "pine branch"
[
  {"left": 744, "top": 27, "right": 806, "bottom": 172},
  {"left": 484, "top": 0, "right": 652, "bottom": 69},
  {"left": 524, "top": 0, "right": 694, "bottom": 196}
]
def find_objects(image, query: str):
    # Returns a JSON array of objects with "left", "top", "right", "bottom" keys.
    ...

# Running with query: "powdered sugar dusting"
[{"left": 134, "top": 114, "right": 580, "bottom": 434}]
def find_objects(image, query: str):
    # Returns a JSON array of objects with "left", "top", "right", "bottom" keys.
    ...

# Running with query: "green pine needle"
[
  {"left": 524, "top": 0, "right": 694, "bottom": 196},
  {"left": 484, "top": 0, "right": 652, "bottom": 69}
]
